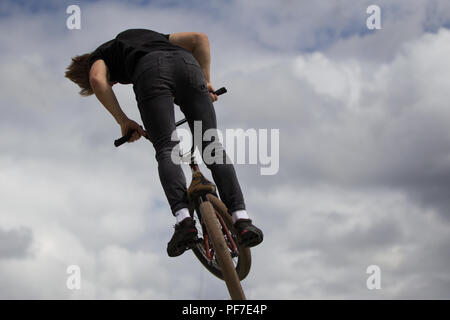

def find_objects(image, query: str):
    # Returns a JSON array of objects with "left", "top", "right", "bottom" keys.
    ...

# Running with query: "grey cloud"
[{"left": 0, "top": 227, "right": 33, "bottom": 259}]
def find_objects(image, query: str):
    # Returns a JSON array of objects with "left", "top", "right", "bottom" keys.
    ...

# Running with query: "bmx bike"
[{"left": 114, "top": 88, "right": 251, "bottom": 300}]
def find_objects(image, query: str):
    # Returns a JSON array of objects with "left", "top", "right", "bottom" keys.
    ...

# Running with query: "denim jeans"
[{"left": 132, "top": 50, "right": 246, "bottom": 215}]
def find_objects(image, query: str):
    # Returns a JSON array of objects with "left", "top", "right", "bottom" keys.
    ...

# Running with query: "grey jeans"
[{"left": 132, "top": 50, "right": 246, "bottom": 215}]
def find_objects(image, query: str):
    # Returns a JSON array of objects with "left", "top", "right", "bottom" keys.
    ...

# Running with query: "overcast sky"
[{"left": 1, "top": 0, "right": 450, "bottom": 299}]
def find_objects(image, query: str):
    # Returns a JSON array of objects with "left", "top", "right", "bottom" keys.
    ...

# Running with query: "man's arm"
[
  {"left": 89, "top": 60, "right": 145, "bottom": 141},
  {"left": 168, "top": 32, "right": 211, "bottom": 82},
  {"left": 168, "top": 32, "right": 217, "bottom": 101}
]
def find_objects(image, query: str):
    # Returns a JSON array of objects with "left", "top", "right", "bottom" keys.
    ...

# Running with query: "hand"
[
  {"left": 206, "top": 82, "right": 218, "bottom": 102},
  {"left": 119, "top": 118, "right": 146, "bottom": 143}
]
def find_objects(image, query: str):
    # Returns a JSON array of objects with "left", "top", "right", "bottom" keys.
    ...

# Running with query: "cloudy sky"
[{"left": 1, "top": 0, "right": 450, "bottom": 299}]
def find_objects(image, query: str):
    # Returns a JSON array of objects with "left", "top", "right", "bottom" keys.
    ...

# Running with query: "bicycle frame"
[{"left": 170, "top": 86, "right": 240, "bottom": 263}]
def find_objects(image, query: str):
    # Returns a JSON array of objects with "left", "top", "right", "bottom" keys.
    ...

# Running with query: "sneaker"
[
  {"left": 187, "top": 171, "right": 216, "bottom": 200},
  {"left": 234, "top": 219, "right": 264, "bottom": 248},
  {"left": 167, "top": 217, "right": 198, "bottom": 257}
]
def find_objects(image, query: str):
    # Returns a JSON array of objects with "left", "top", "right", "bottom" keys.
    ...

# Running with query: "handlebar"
[{"left": 114, "top": 87, "right": 227, "bottom": 147}]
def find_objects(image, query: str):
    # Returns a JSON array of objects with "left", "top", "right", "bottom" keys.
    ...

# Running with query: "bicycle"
[{"left": 114, "top": 88, "right": 251, "bottom": 300}]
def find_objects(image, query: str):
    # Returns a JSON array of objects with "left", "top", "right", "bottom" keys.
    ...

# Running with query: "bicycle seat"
[{"left": 187, "top": 171, "right": 216, "bottom": 201}]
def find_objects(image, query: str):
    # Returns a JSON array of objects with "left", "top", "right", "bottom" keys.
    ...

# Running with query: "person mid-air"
[{"left": 65, "top": 29, "right": 263, "bottom": 257}]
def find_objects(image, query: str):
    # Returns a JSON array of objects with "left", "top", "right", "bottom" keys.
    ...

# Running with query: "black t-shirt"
[{"left": 88, "top": 29, "right": 187, "bottom": 84}]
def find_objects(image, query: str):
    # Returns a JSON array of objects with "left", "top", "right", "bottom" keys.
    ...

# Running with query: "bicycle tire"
[
  {"left": 192, "top": 194, "right": 251, "bottom": 281},
  {"left": 206, "top": 194, "right": 252, "bottom": 280},
  {"left": 198, "top": 200, "right": 246, "bottom": 300}
]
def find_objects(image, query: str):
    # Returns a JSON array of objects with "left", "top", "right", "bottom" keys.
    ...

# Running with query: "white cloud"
[
  {"left": 245, "top": 185, "right": 450, "bottom": 299},
  {"left": 294, "top": 52, "right": 362, "bottom": 106}
]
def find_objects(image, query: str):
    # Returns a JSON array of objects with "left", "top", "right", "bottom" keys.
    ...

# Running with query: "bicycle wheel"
[
  {"left": 197, "top": 199, "right": 246, "bottom": 300},
  {"left": 192, "top": 194, "right": 251, "bottom": 281}
]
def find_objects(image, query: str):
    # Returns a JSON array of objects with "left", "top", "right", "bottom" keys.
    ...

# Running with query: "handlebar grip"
[
  {"left": 114, "top": 131, "right": 133, "bottom": 147},
  {"left": 214, "top": 87, "right": 227, "bottom": 96}
]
